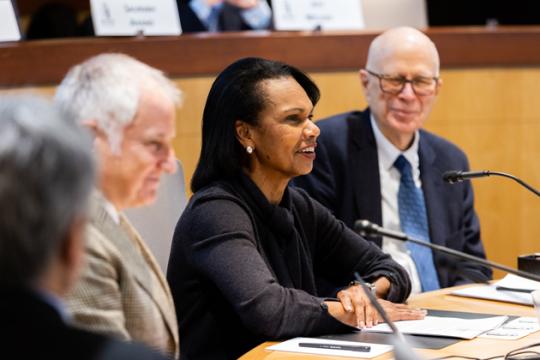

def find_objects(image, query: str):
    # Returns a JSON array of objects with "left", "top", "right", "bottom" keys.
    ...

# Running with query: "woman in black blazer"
[{"left": 167, "top": 57, "right": 425, "bottom": 359}]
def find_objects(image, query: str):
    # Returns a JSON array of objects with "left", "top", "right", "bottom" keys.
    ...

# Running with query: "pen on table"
[
  {"left": 298, "top": 342, "right": 371, "bottom": 352},
  {"left": 495, "top": 286, "right": 534, "bottom": 294}
]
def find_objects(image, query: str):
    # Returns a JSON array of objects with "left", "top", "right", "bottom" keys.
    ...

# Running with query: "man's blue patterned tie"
[{"left": 394, "top": 155, "right": 440, "bottom": 292}]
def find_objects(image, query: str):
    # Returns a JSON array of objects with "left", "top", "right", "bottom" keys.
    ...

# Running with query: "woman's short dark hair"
[{"left": 191, "top": 57, "right": 320, "bottom": 192}]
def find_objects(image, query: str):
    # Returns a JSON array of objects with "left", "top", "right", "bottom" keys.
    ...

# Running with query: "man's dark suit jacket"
[
  {"left": 0, "top": 287, "right": 170, "bottom": 360},
  {"left": 294, "top": 109, "right": 492, "bottom": 288}
]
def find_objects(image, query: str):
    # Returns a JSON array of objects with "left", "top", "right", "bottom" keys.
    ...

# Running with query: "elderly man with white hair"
[
  {"left": 0, "top": 95, "right": 170, "bottom": 360},
  {"left": 295, "top": 27, "right": 492, "bottom": 295},
  {"left": 55, "top": 53, "right": 181, "bottom": 358}
]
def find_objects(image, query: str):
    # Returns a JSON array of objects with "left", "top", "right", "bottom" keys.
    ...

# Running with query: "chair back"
[{"left": 125, "top": 160, "right": 187, "bottom": 272}]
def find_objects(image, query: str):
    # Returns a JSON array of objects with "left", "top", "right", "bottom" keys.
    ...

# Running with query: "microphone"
[
  {"left": 355, "top": 219, "right": 540, "bottom": 283},
  {"left": 443, "top": 170, "right": 540, "bottom": 197},
  {"left": 356, "top": 220, "right": 408, "bottom": 241},
  {"left": 442, "top": 170, "right": 490, "bottom": 184},
  {"left": 353, "top": 272, "right": 421, "bottom": 360}
]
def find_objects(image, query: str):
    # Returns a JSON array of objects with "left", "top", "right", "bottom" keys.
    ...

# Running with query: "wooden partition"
[{"left": 1, "top": 28, "right": 540, "bottom": 277}]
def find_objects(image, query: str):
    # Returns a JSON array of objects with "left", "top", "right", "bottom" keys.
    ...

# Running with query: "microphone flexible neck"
[
  {"left": 355, "top": 220, "right": 540, "bottom": 283},
  {"left": 443, "top": 170, "right": 540, "bottom": 197},
  {"left": 488, "top": 171, "right": 540, "bottom": 197}
]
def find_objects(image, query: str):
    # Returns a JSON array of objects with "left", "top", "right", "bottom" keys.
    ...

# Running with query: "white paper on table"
[
  {"left": 452, "top": 284, "right": 534, "bottom": 306},
  {"left": 363, "top": 315, "right": 508, "bottom": 339},
  {"left": 495, "top": 274, "right": 540, "bottom": 292},
  {"left": 267, "top": 337, "right": 392, "bottom": 358},
  {"left": 480, "top": 317, "right": 540, "bottom": 340}
]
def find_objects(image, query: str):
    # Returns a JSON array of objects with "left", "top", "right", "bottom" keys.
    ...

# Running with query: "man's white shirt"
[{"left": 370, "top": 115, "right": 423, "bottom": 295}]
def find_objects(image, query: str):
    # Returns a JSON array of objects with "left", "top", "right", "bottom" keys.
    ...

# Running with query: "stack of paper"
[
  {"left": 363, "top": 315, "right": 508, "bottom": 339},
  {"left": 495, "top": 274, "right": 540, "bottom": 292},
  {"left": 480, "top": 317, "right": 540, "bottom": 340},
  {"left": 451, "top": 274, "right": 540, "bottom": 306}
]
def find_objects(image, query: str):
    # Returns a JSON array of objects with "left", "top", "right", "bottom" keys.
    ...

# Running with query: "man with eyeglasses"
[{"left": 294, "top": 27, "right": 492, "bottom": 295}]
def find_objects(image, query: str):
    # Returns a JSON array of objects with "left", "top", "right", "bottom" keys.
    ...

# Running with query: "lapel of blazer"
[
  {"left": 118, "top": 214, "right": 179, "bottom": 347},
  {"left": 349, "top": 110, "right": 383, "bottom": 246},
  {"left": 418, "top": 132, "right": 445, "bottom": 247},
  {"left": 90, "top": 193, "right": 179, "bottom": 347}
]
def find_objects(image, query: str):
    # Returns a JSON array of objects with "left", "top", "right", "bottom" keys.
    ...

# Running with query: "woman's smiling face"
[{"left": 241, "top": 76, "right": 320, "bottom": 183}]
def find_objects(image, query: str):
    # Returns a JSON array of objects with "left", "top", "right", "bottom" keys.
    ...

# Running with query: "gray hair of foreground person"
[
  {"left": 54, "top": 53, "right": 182, "bottom": 152},
  {"left": 0, "top": 95, "right": 95, "bottom": 288}
]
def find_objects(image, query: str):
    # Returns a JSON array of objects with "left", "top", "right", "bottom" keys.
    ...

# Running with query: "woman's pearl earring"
[{"left": 246, "top": 146, "right": 254, "bottom": 154}]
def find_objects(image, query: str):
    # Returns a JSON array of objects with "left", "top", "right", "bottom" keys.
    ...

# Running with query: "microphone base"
[{"left": 518, "top": 254, "right": 540, "bottom": 276}]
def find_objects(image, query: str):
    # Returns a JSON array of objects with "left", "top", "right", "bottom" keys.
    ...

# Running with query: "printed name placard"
[
  {"left": 272, "top": 0, "right": 365, "bottom": 31},
  {"left": 0, "top": 0, "right": 21, "bottom": 42},
  {"left": 90, "top": 0, "right": 182, "bottom": 36}
]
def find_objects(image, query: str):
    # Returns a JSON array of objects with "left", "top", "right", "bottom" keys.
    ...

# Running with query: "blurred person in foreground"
[
  {"left": 294, "top": 27, "right": 492, "bottom": 294},
  {"left": 167, "top": 57, "right": 425, "bottom": 360},
  {"left": 55, "top": 53, "right": 181, "bottom": 358},
  {"left": 0, "top": 95, "right": 169, "bottom": 360}
]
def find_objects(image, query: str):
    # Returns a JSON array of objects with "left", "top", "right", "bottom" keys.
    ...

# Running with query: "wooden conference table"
[{"left": 240, "top": 285, "right": 540, "bottom": 359}]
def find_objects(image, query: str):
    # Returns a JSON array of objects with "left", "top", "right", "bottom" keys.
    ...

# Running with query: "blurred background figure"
[
  {"left": 25, "top": 3, "right": 78, "bottom": 39},
  {"left": 0, "top": 95, "right": 169, "bottom": 360},
  {"left": 178, "top": 0, "right": 272, "bottom": 32},
  {"left": 25, "top": 2, "right": 94, "bottom": 39},
  {"left": 55, "top": 53, "right": 182, "bottom": 358}
]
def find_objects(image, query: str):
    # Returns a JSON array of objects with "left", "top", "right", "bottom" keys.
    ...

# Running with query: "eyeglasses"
[{"left": 366, "top": 69, "right": 439, "bottom": 96}]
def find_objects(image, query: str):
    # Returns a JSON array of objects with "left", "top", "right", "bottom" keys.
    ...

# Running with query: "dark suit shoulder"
[
  {"left": 98, "top": 339, "right": 171, "bottom": 360},
  {"left": 64, "top": 329, "right": 170, "bottom": 360},
  {"left": 1, "top": 289, "right": 169, "bottom": 360},
  {"left": 420, "top": 129, "right": 468, "bottom": 163},
  {"left": 316, "top": 111, "right": 363, "bottom": 139},
  {"left": 315, "top": 110, "right": 374, "bottom": 154}
]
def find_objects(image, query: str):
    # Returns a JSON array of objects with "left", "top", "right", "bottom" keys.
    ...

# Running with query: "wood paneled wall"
[{"left": 428, "top": 68, "right": 540, "bottom": 278}]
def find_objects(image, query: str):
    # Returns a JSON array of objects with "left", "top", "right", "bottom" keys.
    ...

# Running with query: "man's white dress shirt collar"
[
  {"left": 370, "top": 115, "right": 421, "bottom": 185},
  {"left": 102, "top": 197, "right": 120, "bottom": 224}
]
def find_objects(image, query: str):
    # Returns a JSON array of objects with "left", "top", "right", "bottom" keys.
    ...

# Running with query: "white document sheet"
[
  {"left": 267, "top": 337, "right": 392, "bottom": 358},
  {"left": 480, "top": 317, "right": 540, "bottom": 340},
  {"left": 451, "top": 283, "right": 535, "bottom": 306},
  {"left": 363, "top": 315, "right": 508, "bottom": 339},
  {"left": 496, "top": 274, "right": 540, "bottom": 292}
]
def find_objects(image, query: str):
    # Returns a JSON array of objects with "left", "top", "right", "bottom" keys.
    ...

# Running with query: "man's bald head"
[
  {"left": 360, "top": 27, "right": 442, "bottom": 150},
  {"left": 366, "top": 27, "right": 440, "bottom": 76}
]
